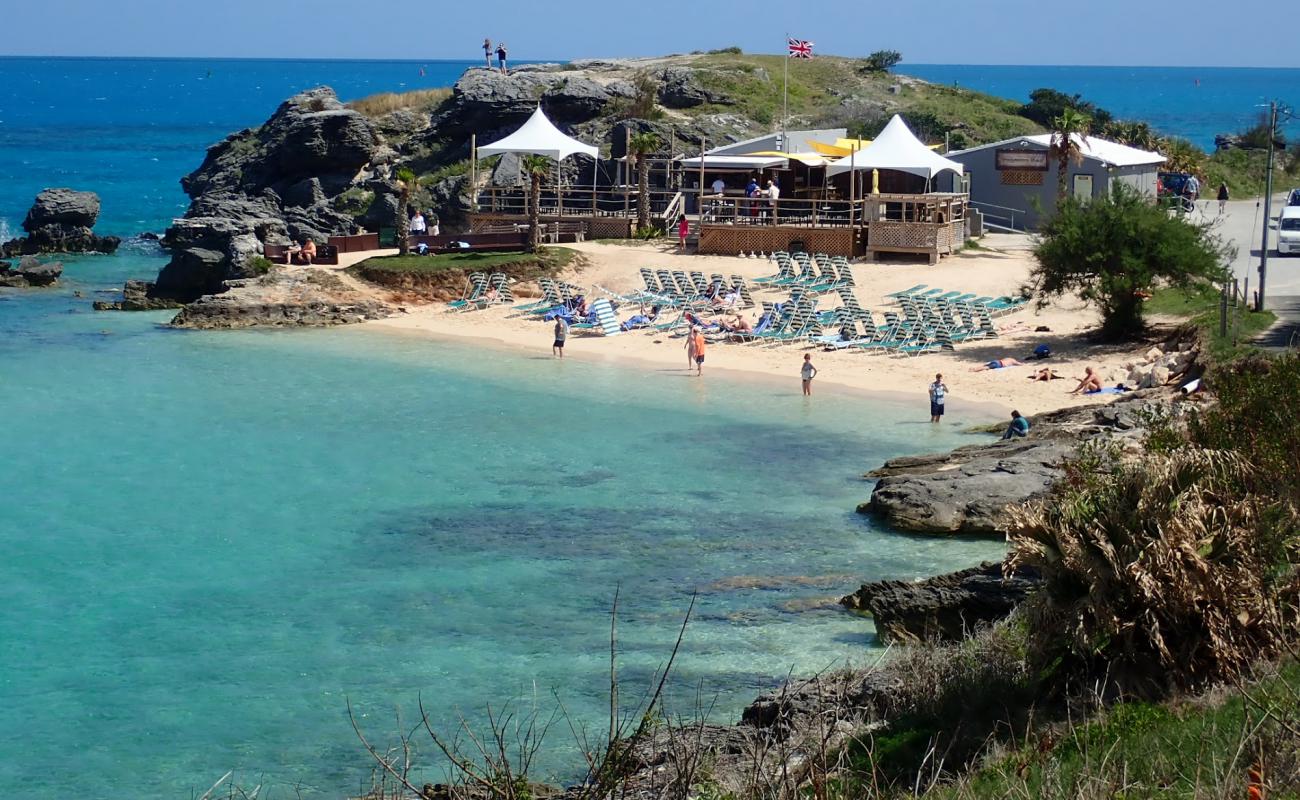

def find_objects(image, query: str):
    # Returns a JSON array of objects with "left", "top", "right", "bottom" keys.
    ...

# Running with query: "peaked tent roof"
[
  {"left": 825, "top": 115, "right": 964, "bottom": 179},
  {"left": 477, "top": 106, "right": 599, "bottom": 161}
]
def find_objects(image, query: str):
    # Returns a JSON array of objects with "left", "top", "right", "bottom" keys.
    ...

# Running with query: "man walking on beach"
[
  {"left": 552, "top": 316, "right": 568, "bottom": 358},
  {"left": 686, "top": 325, "right": 706, "bottom": 376},
  {"left": 801, "top": 353, "right": 817, "bottom": 396},
  {"left": 929, "top": 373, "right": 947, "bottom": 422}
]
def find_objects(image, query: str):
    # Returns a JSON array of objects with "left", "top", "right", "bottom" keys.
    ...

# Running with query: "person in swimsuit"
[
  {"left": 552, "top": 316, "right": 568, "bottom": 358},
  {"left": 1069, "top": 366, "right": 1104, "bottom": 394},
  {"left": 969, "top": 357, "right": 1024, "bottom": 372},
  {"left": 801, "top": 353, "right": 818, "bottom": 396},
  {"left": 482, "top": 39, "right": 493, "bottom": 68},
  {"left": 687, "top": 326, "right": 706, "bottom": 376}
]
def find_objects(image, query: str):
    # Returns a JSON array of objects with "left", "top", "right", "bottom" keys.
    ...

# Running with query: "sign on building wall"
[{"left": 996, "top": 149, "right": 1049, "bottom": 171}]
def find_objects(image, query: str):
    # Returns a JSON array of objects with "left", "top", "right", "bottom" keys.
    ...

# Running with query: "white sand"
[{"left": 355, "top": 237, "right": 1160, "bottom": 419}]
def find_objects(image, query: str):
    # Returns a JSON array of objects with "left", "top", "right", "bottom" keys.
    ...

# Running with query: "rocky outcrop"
[
  {"left": 841, "top": 562, "right": 1041, "bottom": 644},
  {"left": 92, "top": 279, "right": 184, "bottom": 311},
  {"left": 154, "top": 88, "right": 379, "bottom": 303},
  {"left": 0, "top": 256, "right": 63, "bottom": 287},
  {"left": 862, "top": 392, "right": 1174, "bottom": 536},
  {"left": 169, "top": 267, "right": 393, "bottom": 329},
  {"left": 656, "top": 66, "right": 732, "bottom": 108},
  {"left": 2, "top": 189, "right": 120, "bottom": 256}
]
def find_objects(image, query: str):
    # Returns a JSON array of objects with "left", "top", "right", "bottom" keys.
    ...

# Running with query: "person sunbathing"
[
  {"left": 620, "top": 305, "right": 661, "bottom": 331},
  {"left": 711, "top": 289, "right": 740, "bottom": 310},
  {"left": 1029, "top": 367, "right": 1063, "bottom": 382},
  {"left": 1069, "top": 366, "right": 1104, "bottom": 394},
  {"left": 290, "top": 238, "right": 316, "bottom": 265},
  {"left": 970, "top": 357, "right": 1025, "bottom": 372}
]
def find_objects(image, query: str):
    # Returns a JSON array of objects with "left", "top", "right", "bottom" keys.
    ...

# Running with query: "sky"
[{"left": 3, "top": 0, "right": 1298, "bottom": 67}]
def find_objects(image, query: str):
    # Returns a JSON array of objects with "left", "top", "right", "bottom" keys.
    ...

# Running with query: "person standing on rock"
[
  {"left": 929, "top": 373, "right": 947, "bottom": 423},
  {"left": 496, "top": 43, "right": 508, "bottom": 74},
  {"left": 482, "top": 39, "right": 493, "bottom": 69}
]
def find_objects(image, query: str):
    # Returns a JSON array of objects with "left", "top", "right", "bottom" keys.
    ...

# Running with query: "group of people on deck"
[{"left": 707, "top": 175, "right": 781, "bottom": 222}]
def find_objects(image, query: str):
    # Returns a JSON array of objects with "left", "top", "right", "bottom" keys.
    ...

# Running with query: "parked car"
[
  {"left": 1158, "top": 172, "right": 1196, "bottom": 211},
  {"left": 1279, "top": 206, "right": 1300, "bottom": 256},
  {"left": 1287, "top": 188, "right": 1300, "bottom": 207}
]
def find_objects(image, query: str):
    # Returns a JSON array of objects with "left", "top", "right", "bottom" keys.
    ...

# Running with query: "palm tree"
[
  {"left": 1048, "top": 109, "right": 1091, "bottom": 200},
  {"left": 628, "top": 131, "right": 662, "bottom": 232},
  {"left": 521, "top": 154, "right": 551, "bottom": 253},
  {"left": 394, "top": 167, "right": 416, "bottom": 255}
]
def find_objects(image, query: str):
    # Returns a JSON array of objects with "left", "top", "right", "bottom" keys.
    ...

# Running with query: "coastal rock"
[
  {"left": 840, "top": 562, "right": 1041, "bottom": 644},
  {"left": 657, "top": 67, "right": 731, "bottom": 108},
  {"left": 435, "top": 69, "right": 612, "bottom": 138},
  {"left": 169, "top": 267, "right": 393, "bottom": 329},
  {"left": 863, "top": 393, "right": 1172, "bottom": 536},
  {"left": 0, "top": 256, "right": 63, "bottom": 287},
  {"left": 92, "top": 279, "right": 185, "bottom": 311},
  {"left": 2, "top": 189, "right": 121, "bottom": 256}
]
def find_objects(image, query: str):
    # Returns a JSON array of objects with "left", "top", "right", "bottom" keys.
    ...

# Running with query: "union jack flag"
[{"left": 787, "top": 38, "right": 814, "bottom": 59}]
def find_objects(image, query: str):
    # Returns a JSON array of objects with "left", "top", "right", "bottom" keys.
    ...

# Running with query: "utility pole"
[{"left": 1258, "top": 101, "right": 1278, "bottom": 312}]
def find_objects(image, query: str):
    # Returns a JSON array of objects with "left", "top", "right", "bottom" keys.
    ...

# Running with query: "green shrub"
[
  {"left": 247, "top": 256, "right": 274, "bottom": 275},
  {"left": 707, "top": 46, "right": 743, "bottom": 55},
  {"left": 1030, "top": 183, "right": 1229, "bottom": 340}
]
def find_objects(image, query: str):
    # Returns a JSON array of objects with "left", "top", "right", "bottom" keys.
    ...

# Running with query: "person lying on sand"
[
  {"left": 1069, "top": 366, "right": 1104, "bottom": 394},
  {"left": 1028, "top": 367, "right": 1063, "bottom": 382},
  {"left": 970, "top": 357, "right": 1025, "bottom": 372}
]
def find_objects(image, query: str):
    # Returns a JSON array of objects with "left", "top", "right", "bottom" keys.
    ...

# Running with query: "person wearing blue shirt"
[{"left": 1002, "top": 410, "right": 1030, "bottom": 440}]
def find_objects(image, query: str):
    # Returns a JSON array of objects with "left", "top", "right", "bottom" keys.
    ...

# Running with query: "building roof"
[
  {"left": 678, "top": 154, "right": 788, "bottom": 171},
  {"left": 706, "top": 128, "right": 847, "bottom": 157},
  {"left": 949, "top": 134, "right": 1165, "bottom": 168},
  {"left": 476, "top": 106, "right": 599, "bottom": 161},
  {"left": 825, "top": 115, "right": 964, "bottom": 179}
]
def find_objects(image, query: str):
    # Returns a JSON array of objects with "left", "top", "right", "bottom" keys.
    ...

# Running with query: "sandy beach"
[{"left": 351, "top": 235, "right": 1166, "bottom": 419}]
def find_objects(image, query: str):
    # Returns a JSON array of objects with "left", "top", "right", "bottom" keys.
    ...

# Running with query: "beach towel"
[{"left": 1086, "top": 386, "right": 1129, "bottom": 395}]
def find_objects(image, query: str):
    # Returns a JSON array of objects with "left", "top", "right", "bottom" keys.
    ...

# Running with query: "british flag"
[{"left": 787, "top": 38, "right": 814, "bottom": 59}]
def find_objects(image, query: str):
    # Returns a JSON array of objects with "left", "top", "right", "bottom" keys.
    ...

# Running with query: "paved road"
[{"left": 1195, "top": 192, "right": 1300, "bottom": 301}]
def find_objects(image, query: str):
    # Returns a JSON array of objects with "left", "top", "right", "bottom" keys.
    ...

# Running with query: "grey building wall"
[{"left": 944, "top": 143, "right": 1160, "bottom": 230}]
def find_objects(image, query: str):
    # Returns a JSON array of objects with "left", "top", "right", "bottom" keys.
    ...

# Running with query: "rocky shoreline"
[{"left": 169, "top": 267, "right": 394, "bottom": 329}]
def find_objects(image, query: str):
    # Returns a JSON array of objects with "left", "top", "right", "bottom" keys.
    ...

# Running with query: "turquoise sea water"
[
  {"left": 2, "top": 253, "right": 1003, "bottom": 798},
  {"left": 7, "top": 55, "right": 1290, "bottom": 798}
]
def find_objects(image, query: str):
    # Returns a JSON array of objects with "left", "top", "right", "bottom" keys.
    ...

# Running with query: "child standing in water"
[{"left": 801, "top": 353, "right": 817, "bottom": 396}]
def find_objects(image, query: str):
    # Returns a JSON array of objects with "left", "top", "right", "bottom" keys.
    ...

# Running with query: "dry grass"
[{"left": 347, "top": 87, "right": 452, "bottom": 118}]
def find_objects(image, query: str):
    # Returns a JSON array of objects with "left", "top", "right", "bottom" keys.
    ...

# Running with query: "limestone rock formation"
[
  {"left": 862, "top": 392, "right": 1175, "bottom": 536},
  {"left": 169, "top": 267, "right": 393, "bottom": 329},
  {"left": 2, "top": 189, "right": 120, "bottom": 256},
  {"left": 657, "top": 66, "right": 732, "bottom": 108},
  {"left": 840, "top": 562, "right": 1041, "bottom": 644},
  {"left": 0, "top": 256, "right": 63, "bottom": 287},
  {"left": 92, "top": 279, "right": 184, "bottom": 311},
  {"left": 155, "top": 88, "right": 379, "bottom": 302}
]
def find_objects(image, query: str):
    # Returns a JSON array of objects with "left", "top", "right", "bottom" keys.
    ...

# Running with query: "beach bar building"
[
  {"left": 943, "top": 134, "right": 1166, "bottom": 230},
  {"left": 690, "top": 116, "right": 970, "bottom": 263}
]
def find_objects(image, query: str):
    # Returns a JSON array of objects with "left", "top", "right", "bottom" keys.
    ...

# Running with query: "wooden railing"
[
  {"left": 473, "top": 186, "right": 683, "bottom": 220},
  {"left": 698, "top": 197, "right": 863, "bottom": 228}
]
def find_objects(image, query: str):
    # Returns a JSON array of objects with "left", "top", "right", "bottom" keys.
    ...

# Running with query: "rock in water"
[
  {"left": 840, "top": 562, "right": 1041, "bottom": 644},
  {"left": 2, "top": 189, "right": 121, "bottom": 256},
  {"left": 0, "top": 256, "right": 63, "bottom": 287},
  {"left": 92, "top": 279, "right": 184, "bottom": 311}
]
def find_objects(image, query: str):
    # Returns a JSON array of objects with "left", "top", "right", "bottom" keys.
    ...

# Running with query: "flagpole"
[{"left": 781, "top": 33, "right": 789, "bottom": 147}]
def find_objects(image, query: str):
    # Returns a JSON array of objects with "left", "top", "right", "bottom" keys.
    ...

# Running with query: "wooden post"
[
  {"left": 556, "top": 160, "right": 563, "bottom": 219},
  {"left": 623, "top": 127, "right": 631, "bottom": 221},
  {"left": 698, "top": 137, "right": 706, "bottom": 223}
]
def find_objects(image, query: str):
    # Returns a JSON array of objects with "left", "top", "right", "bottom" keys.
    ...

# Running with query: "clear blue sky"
[{"left": 4, "top": 0, "right": 1297, "bottom": 67}]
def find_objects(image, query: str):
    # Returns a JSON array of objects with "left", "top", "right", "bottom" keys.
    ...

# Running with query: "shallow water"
[{"left": 1, "top": 256, "right": 1003, "bottom": 798}]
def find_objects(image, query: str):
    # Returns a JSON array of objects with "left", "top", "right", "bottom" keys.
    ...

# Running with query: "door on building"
[{"left": 1072, "top": 174, "right": 1094, "bottom": 203}]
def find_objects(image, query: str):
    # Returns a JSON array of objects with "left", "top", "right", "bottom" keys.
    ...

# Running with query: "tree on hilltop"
[
  {"left": 394, "top": 167, "right": 416, "bottom": 255},
  {"left": 1030, "top": 183, "right": 1228, "bottom": 340},
  {"left": 861, "top": 50, "right": 902, "bottom": 72}
]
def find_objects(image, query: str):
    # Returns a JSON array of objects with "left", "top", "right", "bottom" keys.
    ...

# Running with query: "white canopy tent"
[
  {"left": 476, "top": 106, "right": 599, "bottom": 161},
  {"left": 825, "top": 115, "right": 964, "bottom": 181},
  {"left": 474, "top": 106, "right": 600, "bottom": 219}
]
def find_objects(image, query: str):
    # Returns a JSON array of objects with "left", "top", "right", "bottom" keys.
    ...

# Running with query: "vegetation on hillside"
[{"left": 347, "top": 87, "right": 452, "bottom": 118}]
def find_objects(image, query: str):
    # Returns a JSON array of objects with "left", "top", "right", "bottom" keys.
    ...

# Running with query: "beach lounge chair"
[
  {"left": 447, "top": 272, "right": 488, "bottom": 310},
  {"left": 884, "top": 284, "right": 927, "bottom": 301},
  {"left": 571, "top": 298, "right": 621, "bottom": 336}
]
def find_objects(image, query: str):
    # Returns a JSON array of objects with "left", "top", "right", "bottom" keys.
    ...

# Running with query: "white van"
[{"left": 1280, "top": 206, "right": 1300, "bottom": 256}]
